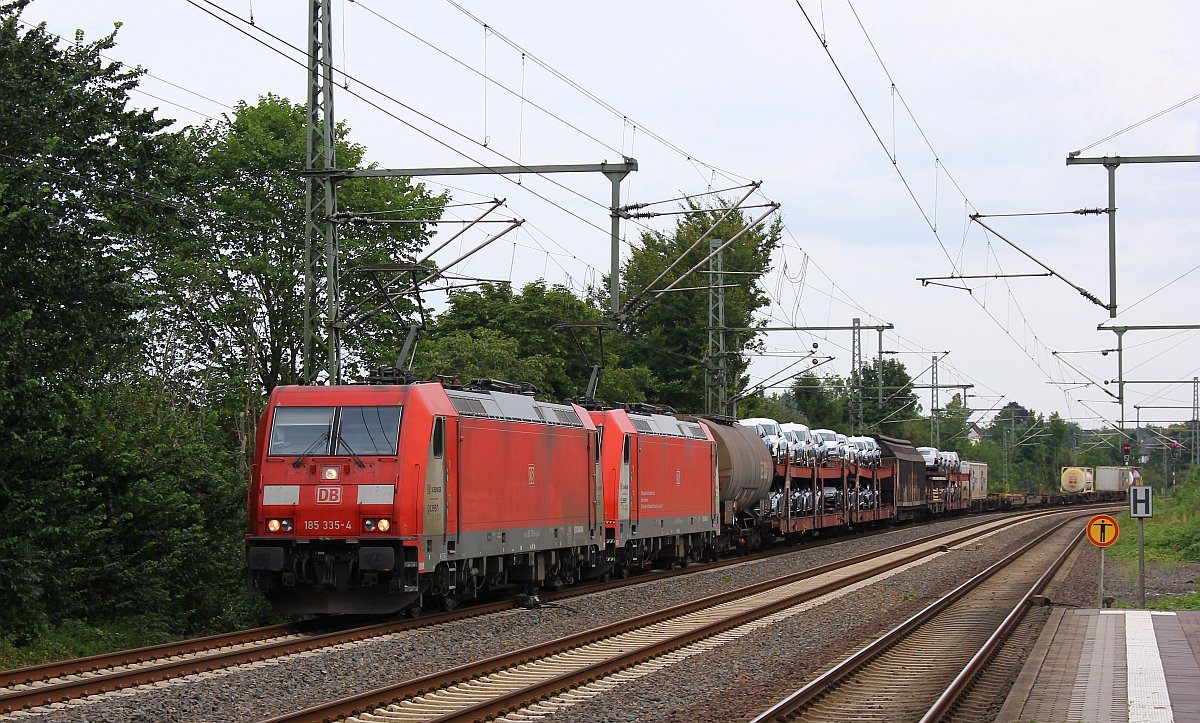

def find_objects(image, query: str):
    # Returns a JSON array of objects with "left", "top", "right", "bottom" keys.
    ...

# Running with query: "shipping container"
[{"left": 1095, "top": 465, "right": 1141, "bottom": 493}]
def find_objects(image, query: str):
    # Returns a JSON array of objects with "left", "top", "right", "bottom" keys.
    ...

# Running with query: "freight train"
[
  {"left": 1060, "top": 465, "right": 1141, "bottom": 495},
  {"left": 244, "top": 379, "right": 1111, "bottom": 616}
]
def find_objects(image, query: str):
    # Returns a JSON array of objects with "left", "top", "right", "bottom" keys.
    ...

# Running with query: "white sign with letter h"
[{"left": 1129, "top": 485, "right": 1153, "bottom": 518}]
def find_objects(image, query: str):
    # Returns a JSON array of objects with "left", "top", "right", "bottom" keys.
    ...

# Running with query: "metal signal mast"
[
  {"left": 303, "top": 0, "right": 338, "bottom": 383},
  {"left": 300, "top": 0, "right": 636, "bottom": 385}
]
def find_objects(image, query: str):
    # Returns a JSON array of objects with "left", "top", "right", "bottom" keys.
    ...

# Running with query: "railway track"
[
  {"left": 2, "top": 509, "right": 1046, "bottom": 715},
  {"left": 750, "top": 511, "right": 1090, "bottom": 722},
  {"left": 261, "top": 509, "right": 1065, "bottom": 723},
  {"left": 0, "top": 538, "right": 835, "bottom": 713},
  {"left": 0, "top": 618, "right": 402, "bottom": 714}
]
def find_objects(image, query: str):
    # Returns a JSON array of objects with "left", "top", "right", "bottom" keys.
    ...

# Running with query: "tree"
[
  {"left": 0, "top": 4, "right": 235, "bottom": 637},
  {"left": 0, "top": 5, "right": 174, "bottom": 397},
  {"left": 936, "top": 393, "right": 973, "bottom": 450},
  {"left": 782, "top": 373, "right": 847, "bottom": 429},
  {"left": 851, "top": 358, "right": 920, "bottom": 433},
  {"left": 141, "top": 95, "right": 448, "bottom": 402},
  {"left": 617, "top": 201, "right": 781, "bottom": 412},
  {"left": 421, "top": 281, "right": 657, "bottom": 403}
]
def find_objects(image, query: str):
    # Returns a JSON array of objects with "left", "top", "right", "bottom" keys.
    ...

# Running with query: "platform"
[{"left": 998, "top": 609, "right": 1200, "bottom": 722}]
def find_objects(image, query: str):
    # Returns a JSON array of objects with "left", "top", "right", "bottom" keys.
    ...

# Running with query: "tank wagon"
[
  {"left": 1060, "top": 466, "right": 1094, "bottom": 494},
  {"left": 692, "top": 416, "right": 774, "bottom": 551}
]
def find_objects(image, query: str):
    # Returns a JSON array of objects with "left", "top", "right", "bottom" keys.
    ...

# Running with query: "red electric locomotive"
[
  {"left": 246, "top": 382, "right": 605, "bottom": 615},
  {"left": 589, "top": 407, "right": 718, "bottom": 573}
]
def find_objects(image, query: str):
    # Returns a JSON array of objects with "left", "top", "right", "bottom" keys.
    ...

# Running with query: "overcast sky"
[{"left": 23, "top": 1, "right": 1200, "bottom": 431}]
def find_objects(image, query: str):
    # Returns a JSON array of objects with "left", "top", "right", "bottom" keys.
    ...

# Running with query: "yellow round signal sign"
[{"left": 1086, "top": 514, "right": 1120, "bottom": 548}]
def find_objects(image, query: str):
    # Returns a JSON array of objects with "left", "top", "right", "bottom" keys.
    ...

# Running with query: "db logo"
[{"left": 315, "top": 486, "right": 342, "bottom": 505}]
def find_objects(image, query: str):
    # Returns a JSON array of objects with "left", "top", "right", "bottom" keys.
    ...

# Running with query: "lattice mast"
[{"left": 303, "top": 0, "right": 339, "bottom": 383}]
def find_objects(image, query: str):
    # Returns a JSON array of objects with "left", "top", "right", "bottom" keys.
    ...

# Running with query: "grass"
[
  {"left": 1105, "top": 471, "right": 1200, "bottom": 565},
  {"left": 1146, "top": 590, "right": 1200, "bottom": 611},
  {"left": 0, "top": 618, "right": 178, "bottom": 670},
  {"left": 1098, "top": 467, "right": 1200, "bottom": 611}
]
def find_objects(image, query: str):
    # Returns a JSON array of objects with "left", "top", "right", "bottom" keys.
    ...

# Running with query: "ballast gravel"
[{"left": 14, "top": 511, "right": 1086, "bottom": 723}]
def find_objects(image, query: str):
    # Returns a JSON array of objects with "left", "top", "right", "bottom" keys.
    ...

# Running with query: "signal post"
[{"left": 1130, "top": 485, "right": 1153, "bottom": 608}]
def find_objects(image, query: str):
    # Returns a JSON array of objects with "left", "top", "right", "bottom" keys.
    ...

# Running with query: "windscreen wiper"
[
  {"left": 291, "top": 431, "right": 331, "bottom": 468},
  {"left": 336, "top": 434, "right": 367, "bottom": 468}
]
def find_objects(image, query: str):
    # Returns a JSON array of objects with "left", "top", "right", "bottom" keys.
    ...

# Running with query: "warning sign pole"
[{"left": 1086, "top": 514, "right": 1120, "bottom": 609}]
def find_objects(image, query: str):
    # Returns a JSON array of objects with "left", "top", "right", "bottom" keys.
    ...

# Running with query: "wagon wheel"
[
  {"left": 438, "top": 592, "right": 459, "bottom": 612},
  {"left": 404, "top": 602, "right": 422, "bottom": 619}
]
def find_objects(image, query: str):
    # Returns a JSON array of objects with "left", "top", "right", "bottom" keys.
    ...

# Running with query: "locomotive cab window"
[
  {"left": 432, "top": 417, "right": 445, "bottom": 459},
  {"left": 269, "top": 407, "right": 334, "bottom": 456},
  {"left": 338, "top": 406, "right": 401, "bottom": 455},
  {"left": 268, "top": 406, "right": 401, "bottom": 457}
]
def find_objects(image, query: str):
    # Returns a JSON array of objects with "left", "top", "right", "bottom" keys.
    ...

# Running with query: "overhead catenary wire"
[
  {"left": 438, "top": 0, "right": 756, "bottom": 188},
  {"left": 349, "top": 0, "right": 625, "bottom": 161},
  {"left": 1073, "top": 90, "right": 1200, "bottom": 155},
  {"left": 236, "top": 0, "right": 964, "bottom": 396},
  {"left": 184, "top": 0, "right": 636, "bottom": 243},
  {"left": 785, "top": 2, "right": 1177, "bottom": 423},
  {"left": 100, "top": 3, "right": 1196, "bottom": 424}
]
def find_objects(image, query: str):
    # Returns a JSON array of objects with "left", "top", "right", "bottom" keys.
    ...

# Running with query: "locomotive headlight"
[
  {"left": 280, "top": 518, "right": 293, "bottom": 532},
  {"left": 364, "top": 518, "right": 377, "bottom": 532},
  {"left": 377, "top": 518, "right": 391, "bottom": 532},
  {"left": 267, "top": 519, "right": 282, "bottom": 532}
]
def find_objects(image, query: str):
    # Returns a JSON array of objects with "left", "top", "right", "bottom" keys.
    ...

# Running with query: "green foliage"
[
  {"left": 0, "top": 618, "right": 176, "bottom": 670},
  {"left": 850, "top": 358, "right": 920, "bottom": 433},
  {"left": 420, "top": 281, "right": 657, "bottom": 404},
  {"left": 973, "top": 403, "right": 1087, "bottom": 492},
  {"left": 0, "top": 7, "right": 279, "bottom": 654},
  {"left": 1109, "top": 467, "right": 1200, "bottom": 564},
  {"left": 738, "top": 393, "right": 805, "bottom": 424},
  {"left": 936, "top": 393, "right": 972, "bottom": 448},
  {"left": 0, "top": 378, "right": 264, "bottom": 643},
  {"left": 780, "top": 373, "right": 848, "bottom": 429},
  {"left": 0, "top": 3, "right": 176, "bottom": 636},
  {"left": 425, "top": 282, "right": 593, "bottom": 399},
  {"left": 413, "top": 328, "right": 567, "bottom": 393},
  {"left": 1145, "top": 591, "right": 1200, "bottom": 612},
  {"left": 140, "top": 94, "right": 447, "bottom": 397},
  {"left": 617, "top": 201, "right": 781, "bottom": 411}
]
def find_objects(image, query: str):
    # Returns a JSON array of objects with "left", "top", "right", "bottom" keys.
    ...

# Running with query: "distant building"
[{"left": 967, "top": 423, "right": 984, "bottom": 445}]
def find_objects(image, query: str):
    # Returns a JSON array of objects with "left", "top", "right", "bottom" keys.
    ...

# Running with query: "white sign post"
[{"left": 1130, "top": 485, "right": 1153, "bottom": 608}]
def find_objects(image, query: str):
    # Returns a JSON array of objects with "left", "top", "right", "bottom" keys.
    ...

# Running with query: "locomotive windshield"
[
  {"left": 338, "top": 406, "right": 402, "bottom": 455},
  {"left": 268, "top": 406, "right": 401, "bottom": 457}
]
